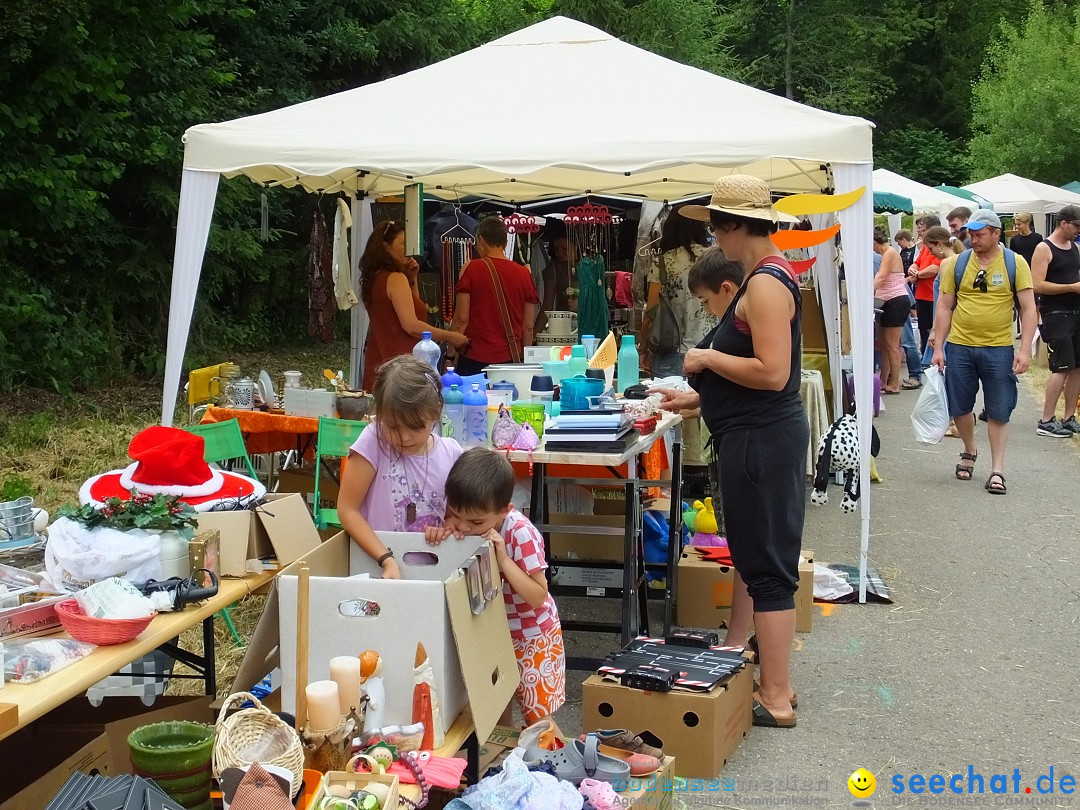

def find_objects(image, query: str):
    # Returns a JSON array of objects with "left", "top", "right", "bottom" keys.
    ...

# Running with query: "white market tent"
[
  {"left": 964, "top": 173, "right": 1080, "bottom": 234},
  {"left": 164, "top": 16, "right": 878, "bottom": 597},
  {"left": 872, "top": 169, "right": 974, "bottom": 221}
]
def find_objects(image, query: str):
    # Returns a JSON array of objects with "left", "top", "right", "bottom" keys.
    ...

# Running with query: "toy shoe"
[{"left": 587, "top": 729, "right": 664, "bottom": 760}]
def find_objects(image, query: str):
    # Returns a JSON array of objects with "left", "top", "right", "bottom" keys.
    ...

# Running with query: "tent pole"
[{"left": 350, "top": 197, "right": 374, "bottom": 389}]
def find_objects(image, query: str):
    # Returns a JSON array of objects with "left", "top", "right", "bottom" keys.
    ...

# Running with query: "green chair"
[
  {"left": 185, "top": 419, "right": 260, "bottom": 481},
  {"left": 314, "top": 416, "right": 368, "bottom": 530},
  {"left": 184, "top": 418, "right": 258, "bottom": 648}
]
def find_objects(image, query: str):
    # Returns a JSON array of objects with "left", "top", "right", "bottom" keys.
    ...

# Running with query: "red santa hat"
[{"left": 79, "top": 426, "right": 266, "bottom": 512}]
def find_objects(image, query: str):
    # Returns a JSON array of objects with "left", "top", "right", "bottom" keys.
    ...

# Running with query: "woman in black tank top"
[{"left": 650, "top": 176, "right": 809, "bottom": 729}]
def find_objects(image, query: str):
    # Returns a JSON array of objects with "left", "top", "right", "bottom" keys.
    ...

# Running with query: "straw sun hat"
[{"left": 680, "top": 175, "right": 798, "bottom": 225}]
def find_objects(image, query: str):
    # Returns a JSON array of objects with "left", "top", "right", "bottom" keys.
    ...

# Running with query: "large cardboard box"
[
  {"left": 582, "top": 662, "right": 752, "bottom": 779},
  {"left": 614, "top": 755, "right": 677, "bottom": 809},
  {"left": 547, "top": 513, "right": 625, "bottom": 561},
  {"left": 196, "top": 492, "right": 320, "bottom": 576},
  {"left": 0, "top": 695, "right": 212, "bottom": 809},
  {"left": 235, "top": 531, "right": 519, "bottom": 744},
  {"left": 277, "top": 467, "right": 340, "bottom": 516},
  {"left": 676, "top": 549, "right": 814, "bottom": 633}
]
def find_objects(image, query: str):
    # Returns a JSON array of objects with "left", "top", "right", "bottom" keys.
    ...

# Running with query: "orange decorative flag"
[{"left": 771, "top": 223, "right": 842, "bottom": 251}]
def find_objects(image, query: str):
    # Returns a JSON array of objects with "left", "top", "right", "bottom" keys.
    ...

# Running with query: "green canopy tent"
[
  {"left": 873, "top": 190, "right": 912, "bottom": 213},
  {"left": 935, "top": 185, "right": 994, "bottom": 210}
]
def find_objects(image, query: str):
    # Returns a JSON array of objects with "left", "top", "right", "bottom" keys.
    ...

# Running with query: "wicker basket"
[
  {"left": 55, "top": 598, "right": 156, "bottom": 645},
  {"left": 213, "top": 692, "right": 305, "bottom": 794}
]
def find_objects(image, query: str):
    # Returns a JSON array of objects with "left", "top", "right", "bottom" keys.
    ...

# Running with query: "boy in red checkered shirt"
[{"left": 425, "top": 448, "right": 566, "bottom": 728}]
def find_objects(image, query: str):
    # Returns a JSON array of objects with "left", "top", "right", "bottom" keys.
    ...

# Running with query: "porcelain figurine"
[{"left": 412, "top": 642, "right": 443, "bottom": 749}]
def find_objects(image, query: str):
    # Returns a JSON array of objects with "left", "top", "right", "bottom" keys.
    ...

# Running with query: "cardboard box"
[
  {"left": 0, "top": 727, "right": 108, "bottom": 809},
  {"left": 582, "top": 661, "right": 752, "bottom": 779},
  {"left": 189, "top": 529, "right": 220, "bottom": 579},
  {"left": 615, "top": 755, "right": 677, "bottom": 809},
  {"left": 236, "top": 531, "right": 519, "bottom": 745},
  {"left": 284, "top": 387, "right": 337, "bottom": 418},
  {"left": 547, "top": 513, "right": 625, "bottom": 561},
  {"left": 0, "top": 594, "right": 65, "bottom": 642},
  {"left": 316, "top": 772, "right": 399, "bottom": 808},
  {"left": 0, "top": 696, "right": 213, "bottom": 809},
  {"left": 477, "top": 725, "right": 522, "bottom": 774},
  {"left": 196, "top": 492, "right": 320, "bottom": 577},
  {"left": 676, "top": 549, "right": 815, "bottom": 633},
  {"left": 277, "top": 468, "right": 340, "bottom": 516}
]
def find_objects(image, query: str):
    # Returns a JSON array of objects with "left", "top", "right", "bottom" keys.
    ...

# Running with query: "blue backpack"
[{"left": 952, "top": 248, "right": 1019, "bottom": 311}]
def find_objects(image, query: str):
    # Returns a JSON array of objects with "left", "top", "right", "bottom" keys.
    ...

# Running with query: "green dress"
[{"left": 576, "top": 254, "right": 609, "bottom": 341}]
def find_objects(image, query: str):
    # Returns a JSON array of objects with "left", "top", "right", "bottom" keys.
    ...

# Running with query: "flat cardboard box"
[
  {"left": 236, "top": 531, "right": 519, "bottom": 745},
  {"left": 477, "top": 725, "right": 522, "bottom": 774},
  {"left": 0, "top": 594, "right": 65, "bottom": 642},
  {"left": 582, "top": 660, "right": 752, "bottom": 779},
  {"left": 197, "top": 492, "right": 320, "bottom": 577},
  {"left": 676, "top": 549, "right": 814, "bottom": 633},
  {"left": 0, "top": 727, "right": 108, "bottom": 809}
]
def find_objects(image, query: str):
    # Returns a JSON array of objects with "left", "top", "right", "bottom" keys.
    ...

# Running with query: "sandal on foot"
[
  {"left": 752, "top": 699, "right": 797, "bottom": 729},
  {"left": 955, "top": 452, "right": 977, "bottom": 481},
  {"left": 529, "top": 734, "right": 631, "bottom": 785},
  {"left": 985, "top": 472, "right": 1007, "bottom": 495},
  {"left": 753, "top": 681, "right": 798, "bottom": 709},
  {"left": 882, "top": 388, "right": 901, "bottom": 395},
  {"left": 580, "top": 778, "right": 623, "bottom": 810},
  {"left": 901, "top": 378, "right": 923, "bottom": 390}
]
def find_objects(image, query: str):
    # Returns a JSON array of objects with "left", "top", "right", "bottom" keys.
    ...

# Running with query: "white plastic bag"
[
  {"left": 45, "top": 517, "right": 162, "bottom": 590},
  {"left": 911, "top": 366, "right": 950, "bottom": 445}
]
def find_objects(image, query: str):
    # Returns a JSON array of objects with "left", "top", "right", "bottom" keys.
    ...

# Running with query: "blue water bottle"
[
  {"left": 442, "top": 384, "right": 465, "bottom": 441},
  {"left": 412, "top": 331, "right": 441, "bottom": 370},
  {"left": 441, "top": 367, "right": 463, "bottom": 395},
  {"left": 617, "top": 334, "right": 640, "bottom": 393},
  {"left": 463, "top": 384, "right": 489, "bottom": 447}
]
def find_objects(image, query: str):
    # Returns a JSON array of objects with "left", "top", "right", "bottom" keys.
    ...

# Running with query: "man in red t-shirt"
[
  {"left": 451, "top": 216, "right": 539, "bottom": 375},
  {"left": 908, "top": 224, "right": 947, "bottom": 351}
]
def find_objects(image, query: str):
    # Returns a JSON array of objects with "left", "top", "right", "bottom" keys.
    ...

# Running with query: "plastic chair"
[
  {"left": 187, "top": 363, "right": 224, "bottom": 422},
  {"left": 185, "top": 419, "right": 260, "bottom": 481},
  {"left": 314, "top": 417, "right": 368, "bottom": 530}
]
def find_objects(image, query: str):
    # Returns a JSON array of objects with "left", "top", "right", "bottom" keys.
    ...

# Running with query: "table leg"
[{"left": 202, "top": 614, "right": 217, "bottom": 697}]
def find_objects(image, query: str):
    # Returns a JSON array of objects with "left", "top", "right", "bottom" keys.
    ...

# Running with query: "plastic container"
[
  {"left": 463, "top": 384, "right": 489, "bottom": 447},
  {"left": 489, "top": 381, "right": 519, "bottom": 401},
  {"left": 412, "top": 331, "right": 441, "bottom": 371},
  {"left": 440, "top": 367, "right": 463, "bottom": 394},
  {"left": 511, "top": 403, "right": 546, "bottom": 439},
  {"left": 442, "top": 384, "right": 465, "bottom": 442},
  {"left": 128, "top": 721, "right": 215, "bottom": 810},
  {"left": 459, "top": 372, "right": 487, "bottom": 392},
  {"left": 541, "top": 360, "right": 572, "bottom": 384},
  {"left": 581, "top": 334, "right": 598, "bottom": 358},
  {"left": 568, "top": 345, "right": 588, "bottom": 377},
  {"left": 617, "top": 334, "right": 640, "bottom": 393},
  {"left": 560, "top": 375, "right": 605, "bottom": 411}
]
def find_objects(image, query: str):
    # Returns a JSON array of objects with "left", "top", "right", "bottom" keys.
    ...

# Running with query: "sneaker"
[
  {"left": 1036, "top": 418, "right": 1072, "bottom": 438},
  {"left": 1063, "top": 416, "right": 1080, "bottom": 434}
]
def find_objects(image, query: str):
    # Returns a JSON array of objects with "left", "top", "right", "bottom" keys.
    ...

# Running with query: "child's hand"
[
  {"left": 483, "top": 528, "right": 507, "bottom": 559},
  {"left": 381, "top": 557, "right": 402, "bottom": 580},
  {"left": 424, "top": 526, "right": 453, "bottom": 546}
]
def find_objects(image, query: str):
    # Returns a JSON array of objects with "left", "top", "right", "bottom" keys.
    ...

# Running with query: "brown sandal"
[{"left": 955, "top": 451, "right": 976, "bottom": 481}]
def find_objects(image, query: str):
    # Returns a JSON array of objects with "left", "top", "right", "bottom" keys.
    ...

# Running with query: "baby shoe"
[{"left": 579, "top": 778, "right": 622, "bottom": 810}]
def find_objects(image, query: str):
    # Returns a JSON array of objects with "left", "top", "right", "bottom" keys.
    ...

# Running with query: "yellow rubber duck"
[{"left": 693, "top": 498, "right": 718, "bottom": 535}]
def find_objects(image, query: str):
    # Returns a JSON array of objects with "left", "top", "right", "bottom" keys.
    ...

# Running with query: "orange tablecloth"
[{"left": 200, "top": 406, "right": 320, "bottom": 455}]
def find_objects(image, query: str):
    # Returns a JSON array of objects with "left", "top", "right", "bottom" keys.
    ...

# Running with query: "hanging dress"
[{"left": 576, "top": 254, "right": 609, "bottom": 340}]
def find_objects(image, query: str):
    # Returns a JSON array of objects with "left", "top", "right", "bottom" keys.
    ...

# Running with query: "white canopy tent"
[
  {"left": 872, "top": 168, "right": 974, "bottom": 221},
  {"left": 964, "top": 173, "right": 1080, "bottom": 234},
  {"left": 164, "top": 16, "right": 878, "bottom": 598}
]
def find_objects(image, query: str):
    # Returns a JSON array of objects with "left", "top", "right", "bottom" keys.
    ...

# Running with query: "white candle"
[
  {"left": 329, "top": 656, "right": 362, "bottom": 714},
  {"left": 305, "top": 680, "right": 340, "bottom": 731}
]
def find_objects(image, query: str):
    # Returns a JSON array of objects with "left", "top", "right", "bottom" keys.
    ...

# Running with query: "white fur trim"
[
  {"left": 119, "top": 462, "right": 223, "bottom": 496},
  {"left": 78, "top": 469, "right": 266, "bottom": 511}
]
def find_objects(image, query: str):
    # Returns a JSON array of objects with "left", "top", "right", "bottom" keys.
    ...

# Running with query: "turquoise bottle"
[{"left": 617, "top": 334, "right": 640, "bottom": 393}]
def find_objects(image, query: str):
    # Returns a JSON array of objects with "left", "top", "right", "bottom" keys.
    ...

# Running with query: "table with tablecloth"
[
  {"left": 200, "top": 406, "right": 320, "bottom": 456},
  {"left": 800, "top": 368, "right": 830, "bottom": 476}
]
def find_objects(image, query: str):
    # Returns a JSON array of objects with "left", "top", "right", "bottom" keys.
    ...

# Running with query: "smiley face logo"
[{"left": 848, "top": 768, "right": 876, "bottom": 797}]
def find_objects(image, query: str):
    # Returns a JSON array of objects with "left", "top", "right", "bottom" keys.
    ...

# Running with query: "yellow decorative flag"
[{"left": 773, "top": 187, "right": 865, "bottom": 217}]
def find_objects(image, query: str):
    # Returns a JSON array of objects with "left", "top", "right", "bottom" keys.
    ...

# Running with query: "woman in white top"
[{"left": 644, "top": 204, "right": 718, "bottom": 377}]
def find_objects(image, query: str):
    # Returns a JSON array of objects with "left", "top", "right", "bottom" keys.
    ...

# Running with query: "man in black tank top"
[{"left": 1030, "top": 205, "right": 1080, "bottom": 437}]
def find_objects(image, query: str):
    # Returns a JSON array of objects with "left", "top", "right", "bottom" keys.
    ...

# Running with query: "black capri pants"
[
  {"left": 716, "top": 415, "right": 809, "bottom": 612},
  {"left": 916, "top": 299, "right": 934, "bottom": 351}
]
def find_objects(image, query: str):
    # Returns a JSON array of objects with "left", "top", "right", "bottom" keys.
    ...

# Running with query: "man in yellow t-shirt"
[{"left": 931, "top": 209, "right": 1038, "bottom": 495}]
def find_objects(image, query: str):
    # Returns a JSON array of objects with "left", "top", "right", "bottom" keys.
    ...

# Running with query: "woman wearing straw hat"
[{"left": 651, "top": 175, "right": 808, "bottom": 729}]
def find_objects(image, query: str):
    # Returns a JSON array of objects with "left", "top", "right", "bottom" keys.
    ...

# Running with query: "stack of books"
[{"left": 543, "top": 410, "right": 637, "bottom": 452}]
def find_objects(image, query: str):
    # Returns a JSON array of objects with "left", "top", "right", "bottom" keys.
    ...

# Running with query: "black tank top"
[
  {"left": 691, "top": 261, "right": 804, "bottom": 434},
  {"left": 1041, "top": 239, "right": 1080, "bottom": 312}
]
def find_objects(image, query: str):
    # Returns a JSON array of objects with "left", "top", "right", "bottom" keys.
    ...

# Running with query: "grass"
[{"left": 0, "top": 342, "right": 350, "bottom": 697}]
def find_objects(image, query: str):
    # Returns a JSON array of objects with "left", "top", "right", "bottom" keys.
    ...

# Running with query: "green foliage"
[
  {"left": 0, "top": 412, "right": 55, "bottom": 452},
  {"left": 0, "top": 474, "right": 34, "bottom": 502},
  {"left": 57, "top": 493, "right": 200, "bottom": 540},
  {"left": 970, "top": 3, "right": 1080, "bottom": 184},
  {"left": 876, "top": 125, "right": 972, "bottom": 187}
]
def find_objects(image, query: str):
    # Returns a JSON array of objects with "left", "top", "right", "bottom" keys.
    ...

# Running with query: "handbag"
[
  {"left": 644, "top": 252, "right": 682, "bottom": 354},
  {"left": 483, "top": 257, "right": 522, "bottom": 364}
]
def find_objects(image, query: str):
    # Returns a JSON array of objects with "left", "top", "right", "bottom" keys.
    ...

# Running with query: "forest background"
[{"left": 3, "top": 0, "right": 1080, "bottom": 392}]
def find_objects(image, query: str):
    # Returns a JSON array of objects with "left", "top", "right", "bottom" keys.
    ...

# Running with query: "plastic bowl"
[{"left": 541, "top": 360, "right": 572, "bottom": 384}]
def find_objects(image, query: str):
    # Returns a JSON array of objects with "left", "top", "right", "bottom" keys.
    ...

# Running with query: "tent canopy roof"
[
  {"left": 963, "top": 173, "right": 1080, "bottom": 215},
  {"left": 872, "top": 169, "right": 972, "bottom": 215},
  {"left": 181, "top": 16, "right": 872, "bottom": 202}
]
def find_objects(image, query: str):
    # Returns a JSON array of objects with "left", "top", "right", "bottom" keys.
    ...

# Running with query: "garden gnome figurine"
[
  {"left": 359, "top": 650, "right": 385, "bottom": 734},
  {"left": 412, "top": 642, "right": 444, "bottom": 749},
  {"left": 691, "top": 498, "right": 726, "bottom": 547}
]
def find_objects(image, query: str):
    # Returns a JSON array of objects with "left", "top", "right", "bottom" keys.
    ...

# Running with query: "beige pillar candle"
[
  {"left": 305, "top": 680, "right": 340, "bottom": 731},
  {"left": 329, "top": 656, "right": 362, "bottom": 714}
]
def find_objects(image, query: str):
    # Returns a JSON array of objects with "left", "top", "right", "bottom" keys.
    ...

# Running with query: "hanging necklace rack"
[{"left": 440, "top": 208, "right": 475, "bottom": 324}]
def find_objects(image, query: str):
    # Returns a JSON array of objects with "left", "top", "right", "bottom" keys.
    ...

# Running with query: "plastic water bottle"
[
  {"left": 440, "top": 367, "right": 463, "bottom": 396},
  {"left": 412, "top": 331, "right": 441, "bottom": 371},
  {"left": 568, "top": 344, "right": 588, "bottom": 377},
  {"left": 442, "top": 384, "right": 465, "bottom": 441},
  {"left": 617, "top": 334, "right": 640, "bottom": 393},
  {"left": 463, "top": 384, "right": 489, "bottom": 447}
]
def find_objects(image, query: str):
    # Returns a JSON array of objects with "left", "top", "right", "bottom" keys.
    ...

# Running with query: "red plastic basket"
[{"left": 55, "top": 598, "right": 156, "bottom": 645}]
